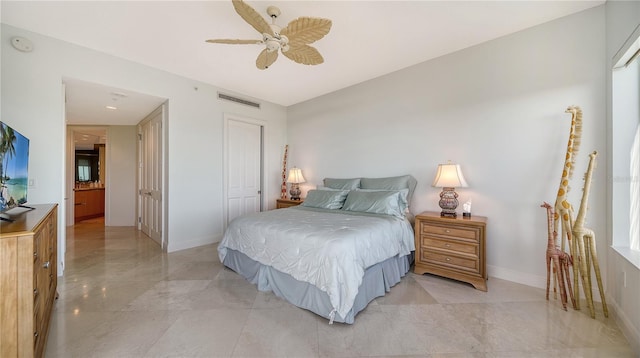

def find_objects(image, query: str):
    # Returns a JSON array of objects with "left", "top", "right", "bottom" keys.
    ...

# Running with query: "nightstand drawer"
[
  {"left": 422, "top": 237, "right": 478, "bottom": 256},
  {"left": 421, "top": 224, "right": 477, "bottom": 240},
  {"left": 421, "top": 250, "right": 480, "bottom": 273}
]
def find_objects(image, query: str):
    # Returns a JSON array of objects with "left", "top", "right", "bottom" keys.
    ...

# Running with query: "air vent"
[{"left": 217, "top": 93, "right": 261, "bottom": 109}]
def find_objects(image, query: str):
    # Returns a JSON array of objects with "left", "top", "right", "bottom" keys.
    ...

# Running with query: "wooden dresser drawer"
[
  {"left": 421, "top": 249, "right": 480, "bottom": 274},
  {"left": 421, "top": 224, "right": 478, "bottom": 240},
  {"left": 422, "top": 237, "right": 479, "bottom": 256}
]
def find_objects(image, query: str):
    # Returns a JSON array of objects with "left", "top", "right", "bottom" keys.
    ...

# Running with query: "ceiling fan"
[{"left": 206, "top": 0, "right": 332, "bottom": 70}]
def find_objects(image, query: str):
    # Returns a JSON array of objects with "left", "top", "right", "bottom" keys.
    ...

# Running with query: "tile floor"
[{"left": 45, "top": 218, "right": 636, "bottom": 357}]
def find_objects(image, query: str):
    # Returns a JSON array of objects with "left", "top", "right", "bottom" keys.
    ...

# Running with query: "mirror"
[{"left": 75, "top": 150, "right": 99, "bottom": 182}]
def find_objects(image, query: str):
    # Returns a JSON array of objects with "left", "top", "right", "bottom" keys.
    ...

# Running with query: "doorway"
[{"left": 63, "top": 78, "right": 167, "bottom": 248}]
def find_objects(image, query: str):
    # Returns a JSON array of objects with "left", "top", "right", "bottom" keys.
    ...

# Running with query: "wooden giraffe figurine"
[
  {"left": 553, "top": 105, "right": 582, "bottom": 309},
  {"left": 541, "top": 202, "right": 575, "bottom": 310},
  {"left": 572, "top": 151, "right": 608, "bottom": 318}
]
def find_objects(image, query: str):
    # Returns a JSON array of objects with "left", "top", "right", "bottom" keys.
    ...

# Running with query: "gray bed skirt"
[{"left": 222, "top": 249, "right": 414, "bottom": 324}]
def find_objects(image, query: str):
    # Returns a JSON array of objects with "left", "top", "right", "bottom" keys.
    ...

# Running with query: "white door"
[
  {"left": 138, "top": 106, "right": 163, "bottom": 247},
  {"left": 226, "top": 118, "right": 263, "bottom": 225}
]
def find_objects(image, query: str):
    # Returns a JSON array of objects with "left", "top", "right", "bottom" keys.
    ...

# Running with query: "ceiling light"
[{"left": 105, "top": 105, "right": 117, "bottom": 110}]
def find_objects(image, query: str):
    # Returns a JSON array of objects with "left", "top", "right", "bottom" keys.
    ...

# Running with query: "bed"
[{"left": 218, "top": 175, "right": 417, "bottom": 324}]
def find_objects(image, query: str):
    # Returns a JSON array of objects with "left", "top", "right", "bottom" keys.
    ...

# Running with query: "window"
[
  {"left": 612, "top": 31, "right": 640, "bottom": 256},
  {"left": 631, "top": 125, "right": 639, "bottom": 250},
  {"left": 77, "top": 158, "right": 91, "bottom": 181}
]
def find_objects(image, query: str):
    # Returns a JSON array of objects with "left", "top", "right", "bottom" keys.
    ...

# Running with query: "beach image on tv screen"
[{"left": 1, "top": 121, "right": 29, "bottom": 212}]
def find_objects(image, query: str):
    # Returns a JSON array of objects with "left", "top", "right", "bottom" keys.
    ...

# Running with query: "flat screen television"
[{"left": 1, "top": 121, "right": 30, "bottom": 217}]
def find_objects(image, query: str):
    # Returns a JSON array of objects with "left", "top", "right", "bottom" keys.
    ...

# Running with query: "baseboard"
[
  {"left": 488, "top": 265, "right": 608, "bottom": 303},
  {"left": 487, "top": 264, "right": 547, "bottom": 289},
  {"left": 609, "top": 297, "right": 640, "bottom": 355},
  {"left": 167, "top": 232, "right": 223, "bottom": 253}
]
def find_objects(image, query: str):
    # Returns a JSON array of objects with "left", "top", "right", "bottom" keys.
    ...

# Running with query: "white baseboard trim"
[
  {"left": 488, "top": 265, "right": 609, "bottom": 303},
  {"left": 609, "top": 297, "right": 640, "bottom": 356},
  {"left": 167, "top": 233, "right": 223, "bottom": 253},
  {"left": 487, "top": 264, "right": 547, "bottom": 289}
]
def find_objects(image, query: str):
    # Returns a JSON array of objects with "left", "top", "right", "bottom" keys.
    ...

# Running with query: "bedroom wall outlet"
[{"left": 28, "top": 178, "right": 37, "bottom": 189}]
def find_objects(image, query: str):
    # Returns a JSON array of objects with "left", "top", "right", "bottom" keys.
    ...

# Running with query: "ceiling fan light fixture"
[
  {"left": 207, "top": 0, "right": 332, "bottom": 69},
  {"left": 265, "top": 39, "right": 280, "bottom": 52}
]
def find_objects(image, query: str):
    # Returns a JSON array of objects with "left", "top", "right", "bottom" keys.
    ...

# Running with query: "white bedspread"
[{"left": 218, "top": 206, "right": 415, "bottom": 319}]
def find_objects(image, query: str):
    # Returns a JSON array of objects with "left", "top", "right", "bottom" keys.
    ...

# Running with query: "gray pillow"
[
  {"left": 301, "top": 189, "right": 349, "bottom": 210},
  {"left": 341, "top": 190, "right": 404, "bottom": 218},
  {"left": 357, "top": 188, "right": 409, "bottom": 214},
  {"left": 360, "top": 175, "right": 417, "bottom": 209},
  {"left": 323, "top": 178, "right": 361, "bottom": 190}
]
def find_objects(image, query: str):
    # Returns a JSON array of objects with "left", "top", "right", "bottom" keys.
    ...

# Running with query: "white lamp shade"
[
  {"left": 286, "top": 167, "right": 306, "bottom": 184},
  {"left": 432, "top": 163, "right": 468, "bottom": 188}
]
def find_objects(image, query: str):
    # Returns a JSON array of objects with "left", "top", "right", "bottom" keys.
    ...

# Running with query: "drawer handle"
[
  {"left": 445, "top": 258, "right": 451, "bottom": 261},
  {"left": 445, "top": 229, "right": 451, "bottom": 233},
  {"left": 43, "top": 261, "right": 50, "bottom": 269},
  {"left": 34, "top": 331, "right": 38, "bottom": 339},
  {"left": 33, "top": 252, "right": 38, "bottom": 258},
  {"left": 33, "top": 288, "right": 38, "bottom": 296},
  {"left": 445, "top": 243, "right": 451, "bottom": 248}
]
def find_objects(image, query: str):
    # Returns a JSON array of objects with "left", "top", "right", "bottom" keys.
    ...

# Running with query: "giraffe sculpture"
[
  {"left": 541, "top": 201, "right": 575, "bottom": 310},
  {"left": 572, "top": 151, "right": 608, "bottom": 318},
  {"left": 553, "top": 105, "right": 582, "bottom": 310}
]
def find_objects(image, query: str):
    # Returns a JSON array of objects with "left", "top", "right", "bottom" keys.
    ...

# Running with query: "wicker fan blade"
[
  {"left": 282, "top": 45, "right": 324, "bottom": 65},
  {"left": 206, "top": 39, "right": 263, "bottom": 45},
  {"left": 256, "top": 49, "right": 279, "bottom": 70},
  {"left": 232, "top": 0, "right": 274, "bottom": 37},
  {"left": 281, "top": 17, "right": 332, "bottom": 47}
]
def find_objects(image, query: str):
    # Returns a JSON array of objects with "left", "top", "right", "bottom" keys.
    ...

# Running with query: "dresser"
[
  {"left": 0, "top": 204, "right": 58, "bottom": 358},
  {"left": 276, "top": 198, "right": 304, "bottom": 209},
  {"left": 414, "top": 211, "right": 487, "bottom": 291}
]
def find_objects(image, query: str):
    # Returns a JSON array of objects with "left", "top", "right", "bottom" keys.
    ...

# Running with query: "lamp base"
[
  {"left": 289, "top": 183, "right": 302, "bottom": 201},
  {"left": 438, "top": 187, "right": 459, "bottom": 218},
  {"left": 440, "top": 210, "right": 457, "bottom": 218}
]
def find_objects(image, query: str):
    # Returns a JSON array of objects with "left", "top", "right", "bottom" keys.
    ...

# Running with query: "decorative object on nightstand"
[
  {"left": 280, "top": 145, "right": 288, "bottom": 199},
  {"left": 414, "top": 211, "right": 487, "bottom": 291},
  {"left": 432, "top": 161, "right": 468, "bottom": 217},
  {"left": 276, "top": 198, "right": 304, "bottom": 209},
  {"left": 462, "top": 198, "right": 472, "bottom": 218},
  {"left": 287, "top": 167, "right": 305, "bottom": 200}
]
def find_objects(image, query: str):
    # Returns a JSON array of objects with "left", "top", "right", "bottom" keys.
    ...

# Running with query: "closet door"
[{"left": 226, "top": 117, "right": 263, "bottom": 226}]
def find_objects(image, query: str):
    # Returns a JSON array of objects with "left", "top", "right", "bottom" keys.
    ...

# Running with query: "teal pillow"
[
  {"left": 323, "top": 178, "right": 361, "bottom": 190},
  {"left": 341, "top": 190, "right": 404, "bottom": 218},
  {"left": 357, "top": 188, "right": 409, "bottom": 215},
  {"left": 301, "top": 189, "right": 349, "bottom": 210}
]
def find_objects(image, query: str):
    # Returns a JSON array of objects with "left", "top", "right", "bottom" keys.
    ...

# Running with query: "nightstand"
[
  {"left": 276, "top": 198, "right": 304, "bottom": 209},
  {"left": 414, "top": 211, "right": 487, "bottom": 291}
]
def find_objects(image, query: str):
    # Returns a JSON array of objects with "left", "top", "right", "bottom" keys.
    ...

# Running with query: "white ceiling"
[{"left": 2, "top": 0, "right": 604, "bottom": 124}]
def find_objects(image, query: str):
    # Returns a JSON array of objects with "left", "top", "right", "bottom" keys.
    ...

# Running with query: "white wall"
[
  {"left": 1, "top": 24, "right": 288, "bottom": 265},
  {"left": 606, "top": 0, "right": 640, "bottom": 352},
  {"left": 288, "top": 7, "right": 606, "bottom": 289},
  {"left": 106, "top": 125, "right": 137, "bottom": 226}
]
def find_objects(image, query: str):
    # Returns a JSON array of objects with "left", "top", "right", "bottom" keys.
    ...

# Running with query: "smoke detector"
[{"left": 11, "top": 36, "right": 33, "bottom": 52}]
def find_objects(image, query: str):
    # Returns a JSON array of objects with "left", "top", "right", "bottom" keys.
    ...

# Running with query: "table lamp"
[
  {"left": 432, "top": 162, "right": 468, "bottom": 217},
  {"left": 287, "top": 167, "right": 305, "bottom": 200}
]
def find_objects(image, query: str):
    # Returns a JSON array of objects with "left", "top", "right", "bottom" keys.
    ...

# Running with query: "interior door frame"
[{"left": 223, "top": 113, "right": 267, "bottom": 230}]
